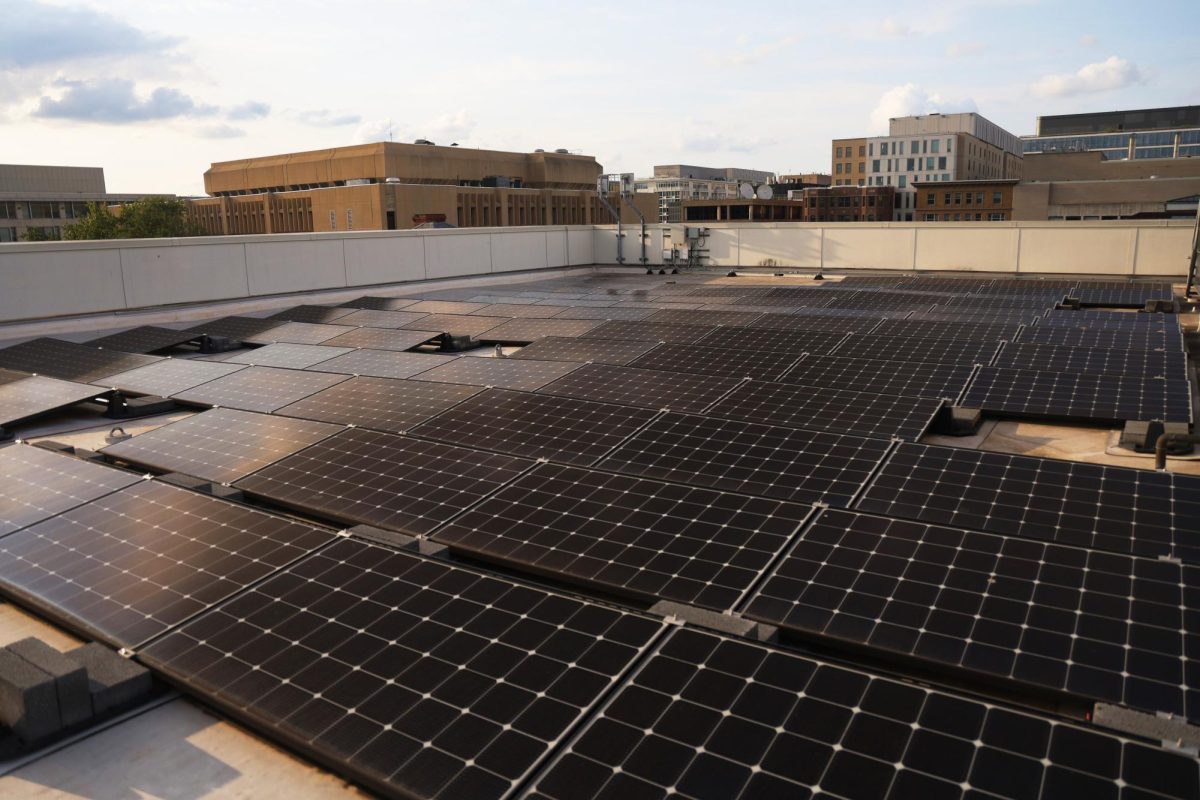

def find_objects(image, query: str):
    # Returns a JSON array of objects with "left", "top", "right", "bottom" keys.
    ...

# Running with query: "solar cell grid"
[
  {"left": 401, "top": 299, "right": 490, "bottom": 315},
  {"left": 413, "top": 357, "right": 582, "bottom": 391},
  {"left": 995, "top": 343, "right": 1187, "bottom": 379},
  {"left": 399, "top": 314, "right": 511, "bottom": 336},
  {"left": 409, "top": 388, "right": 659, "bottom": 466},
  {"left": 710, "top": 380, "right": 944, "bottom": 441},
  {"left": 1071, "top": 283, "right": 1175, "bottom": 307},
  {"left": 93, "top": 358, "right": 249, "bottom": 396},
  {"left": 244, "top": 322, "right": 357, "bottom": 346},
  {"left": 88, "top": 326, "right": 200, "bottom": 354},
  {"left": 1040, "top": 311, "right": 1174, "bottom": 331},
  {"left": 549, "top": 306, "right": 655, "bottom": 321},
  {"left": 692, "top": 326, "right": 848, "bottom": 355},
  {"left": 320, "top": 327, "right": 443, "bottom": 352},
  {"left": 911, "top": 310, "right": 1046, "bottom": 326},
  {"left": 856, "top": 443, "right": 1200, "bottom": 563},
  {"left": 537, "top": 363, "right": 742, "bottom": 413},
  {"left": 509, "top": 337, "right": 661, "bottom": 366},
  {"left": 0, "top": 375, "right": 106, "bottom": 427},
  {"left": 596, "top": 411, "right": 891, "bottom": 506},
  {"left": 527, "top": 626, "right": 1200, "bottom": 800},
  {"left": 580, "top": 321, "right": 716, "bottom": 344},
  {"left": 0, "top": 445, "right": 142, "bottom": 537},
  {"left": 268, "top": 305, "right": 357, "bottom": 324},
  {"left": 235, "top": 427, "right": 532, "bottom": 534},
  {"left": 475, "top": 318, "right": 602, "bottom": 343},
  {"left": 832, "top": 333, "right": 1001, "bottom": 365},
  {"left": 0, "top": 480, "right": 334, "bottom": 648},
  {"left": 275, "top": 376, "right": 480, "bottom": 433},
  {"left": 304, "top": 349, "right": 458, "bottom": 379},
  {"left": 962, "top": 366, "right": 1192, "bottom": 423},
  {"left": 821, "top": 292, "right": 943, "bottom": 311},
  {"left": 745, "top": 313, "right": 882, "bottom": 333},
  {"left": 1019, "top": 326, "right": 1183, "bottom": 351},
  {"left": 101, "top": 407, "right": 341, "bottom": 484},
  {"left": 612, "top": 301, "right": 706, "bottom": 310},
  {"left": 139, "top": 538, "right": 667, "bottom": 800},
  {"left": 686, "top": 286, "right": 778, "bottom": 297},
  {"left": 628, "top": 341, "right": 801, "bottom": 381},
  {"left": 0, "top": 338, "right": 161, "bottom": 383},
  {"left": 336, "top": 296, "right": 421, "bottom": 311},
  {"left": 642, "top": 309, "right": 764, "bottom": 327},
  {"left": 333, "top": 309, "right": 432, "bottom": 329},
  {"left": 871, "top": 319, "right": 1022, "bottom": 341},
  {"left": 780, "top": 354, "right": 975, "bottom": 400},
  {"left": 225, "top": 343, "right": 354, "bottom": 370},
  {"left": 431, "top": 463, "right": 812, "bottom": 611},
  {"left": 476, "top": 303, "right": 571, "bottom": 318},
  {"left": 536, "top": 299, "right": 616, "bottom": 307},
  {"left": 184, "top": 315, "right": 284, "bottom": 341},
  {"left": 172, "top": 366, "right": 350, "bottom": 413},
  {"left": 743, "top": 507, "right": 1199, "bottom": 721}
]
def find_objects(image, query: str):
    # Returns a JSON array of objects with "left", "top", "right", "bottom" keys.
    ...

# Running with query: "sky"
[{"left": 2, "top": 0, "right": 1199, "bottom": 195}]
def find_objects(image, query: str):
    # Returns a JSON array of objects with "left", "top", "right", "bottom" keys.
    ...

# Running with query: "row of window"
[
  {"left": 872, "top": 174, "right": 951, "bottom": 186},
  {"left": 923, "top": 213, "right": 1006, "bottom": 221},
  {"left": 834, "top": 144, "right": 867, "bottom": 158},
  {"left": 925, "top": 191, "right": 1004, "bottom": 206},
  {"left": 874, "top": 137, "right": 952, "bottom": 157},
  {"left": 872, "top": 156, "right": 949, "bottom": 173},
  {"left": 1023, "top": 129, "right": 1200, "bottom": 154},
  {"left": 0, "top": 201, "right": 94, "bottom": 220}
]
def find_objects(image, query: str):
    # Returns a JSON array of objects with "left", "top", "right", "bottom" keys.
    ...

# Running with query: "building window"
[
  {"left": 857, "top": 162, "right": 865, "bottom": 173},
  {"left": 25, "top": 201, "right": 57, "bottom": 219},
  {"left": 975, "top": 213, "right": 982, "bottom": 221},
  {"left": 926, "top": 192, "right": 935, "bottom": 205},
  {"left": 943, "top": 192, "right": 951, "bottom": 205},
  {"left": 836, "top": 146, "right": 844, "bottom": 158},
  {"left": 989, "top": 213, "right": 1005, "bottom": 221},
  {"left": 926, "top": 157, "right": 935, "bottom": 170},
  {"left": 836, "top": 163, "right": 843, "bottom": 174},
  {"left": 976, "top": 192, "right": 984, "bottom": 205},
  {"left": 346, "top": 209, "right": 353, "bottom": 230},
  {"left": 954, "top": 213, "right": 961, "bottom": 221},
  {"left": 992, "top": 192, "right": 1002, "bottom": 204},
  {"left": 0, "top": 227, "right": 15, "bottom": 242},
  {"left": 898, "top": 175, "right": 906, "bottom": 188},
  {"left": 954, "top": 193, "right": 962, "bottom": 205},
  {"left": 942, "top": 174, "right": 950, "bottom": 181},
  {"left": 868, "top": 143, "right": 874, "bottom": 156},
  {"left": 938, "top": 157, "right": 947, "bottom": 169},
  {"left": 871, "top": 159, "right": 880, "bottom": 172},
  {"left": 880, "top": 142, "right": 889, "bottom": 156},
  {"left": 946, "top": 138, "right": 952, "bottom": 152},
  {"left": 328, "top": 210, "right": 336, "bottom": 230},
  {"left": 943, "top": 213, "right": 951, "bottom": 221},
  {"left": 965, "top": 193, "right": 972, "bottom": 205},
  {"left": 931, "top": 139, "right": 940, "bottom": 154}
]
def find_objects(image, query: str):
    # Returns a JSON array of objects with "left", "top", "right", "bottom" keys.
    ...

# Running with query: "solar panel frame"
[
  {"left": 92, "top": 358, "right": 250, "bottom": 397},
  {"left": 333, "top": 309, "right": 432, "bottom": 329},
  {"left": 87, "top": 326, "right": 201, "bottom": 354},
  {"left": 743, "top": 313, "right": 883, "bottom": 333},
  {"left": 101, "top": 407, "right": 341, "bottom": 484},
  {"left": 172, "top": 366, "right": 351, "bottom": 413},
  {"left": 398, "top": 314, "right": 512, "bottom": 336},
  {"left": 184, "top": 315, "right": 285, "bottom": 341},
  {"left": 244, "top": 322, "right": 358, "bottom": 346},
  {"left": 275, "top": 376, "right": 482, "bottom": 434},
  {"left": 0, "top": 375, "right": 107, "bottom": 428},
  {"left": 1018, "top": 326, "right": 1183, "bottom": 351},
  {"left": 475, "top": 319, "right": 603, "bottom": 343},
  {"left": 412, "top": 358, "right": 583, "bottom": 391},
  {"left": 318, "top": 327, "right": 444, "bottom": 352},
  {"left": 268, "top": 305, "right": 359, "bottom": 324},
  {"left": 832, "top": 333, "right": 1002, "bottom": 365},
  {"left": 138, "top": 538, "right": 668, "bottom": 800},
  {"left": 303, "top": 349, "right": 459, "bottom": 380},
  {"left": 336, "top": 296, "right": 422, "bottom": 311},
  {"left": 537, "top": 363, "right": 743, "bottom": 413},
  {"left": 549, "top": 306, "right": 656, "bottom": 321},
  {"left": 962, "top": 366, "right": 1193, "bottom": 423},
  {"left": 779, "top": 354, "right": 976, "bottom": 400},
  {"left": 401, "top": 299, "right": 491, "bottom": 315},
  {"left": 0, "top": 445, "right": 142, "bottom": 538},
  {"left": 509, "top": 337, "right": 662, "bottom": 366},
  {"left": 1039, "top": 311, "right": 1175, "bottom": 331},
  {"left": 0, "top": 338, "right": 161, "bottom": 383},
  {"left": 994, "top": 342, "right": 1188, "bottom": 379}
]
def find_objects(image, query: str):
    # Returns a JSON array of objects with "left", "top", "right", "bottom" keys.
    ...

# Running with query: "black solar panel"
[
  {"left": 995, "top": 343, "right": 1188, "bottom": 379},
  {"left": 510, "top": 337, "right": 661, "bottom": 366},
  {"left": 409, "top": 388, "right": 659, "bottom": 466},
  {"left": 432, "top": 463, "right": 812, "bottom": 611},
  {"left": 628, "top": 342, "right": 802, "bottom": 381},
  {"left": 244, "top": 322, "right": 357, "bottom": 346},
  {"left": 268, "top": 305, "right": 358, "bottom": 324},
  {"left": 477, "top": 303, "right": 571, "bottom": 318},
  {"left": 1071, "top": 283, "right": 1175, "bottom": 307},
  {"left": 642, "top": 309, "right": 764, "bottom": 327},
  {"left": 402, "top": 299, "right": 490, "bottom": 315},
  {"left": 235, "top": 428, "right": 532, "bottom": 534},
  {"left": 0, "top": 375, "right": 106, "bottom": 428},
  {"left": 0, "top": 368, "right": 27, "bottom": 386},
  {"left": 910, "top": 309, "right": 1044, "bottom": 325},
  {"left": 305, "top": 349, "right": 458, "bottom": 379},
  {"left": 856, "top": 443, "right": 1200, "bottom": 563},
  {"left": 538, "top": 363, "right": 741, "bottom": 413},
  {"left": 94, "top": 358, "right": 249, "bottom": 396},
  {"left": 549, "top": 306, "right": 655, "bottom": 321},
  {"left": 527, "top": 626, "right": 1200, "bottom": 800},
  {"left": 692, "top": 326, "right": 848, "bottom": 355},
  {"left": 745, "top": 313, "right": 882, "bottom": 333},
  {"left": 962, "top": 367, "right": 1192, "bottom": 423},
  {"left": 781, "top": 354, "right": 976, "bottom": 400},
  {"left": 0, "top": 480, "right": 334, "bottom": 647},
  {"left": 337, "top": 296, "right": 420, "bottom": 311},
  {"left": 225, "top": 343, "right": 354, "bottom": 370},
  {"left": 173, "top": 366, "right": 350, "bottom": 413},
  {"left": 399, "top": 314, "right": 511, "bottom": 336},
  {"left": 88, "top": 326, "right": 200, "bottom": 354},
  {"left": 0, "top": 338, "right": 161, "bottom": 383},
  {"left": 413, "top": 357, "right": 582, "bottom": 391},
  {"left": 1040, "top": 311, "right": 1175, "bottom": 331},
  {"left": 580, "top": 321, "right": 716, "bottom": 344},
  {"left": 0, "top": 445, "right": 141, "bottom": 537},
  {"left": 743, "top": 507, "right": 1199, "bottom": 722},
  {"left": 709, "top": 381, "right": 943, "bottom": 441},
  {"left": 833, "top": 333, "right": 1001, "bottom": 365},
  {"left": 185, "top": 315, "right": 283, "bottom": 341},
  {"left": 871, "top": 319, "right": 1023, "bottom": 341},
  {"left": 139, "top": 538, "right": 667, "bottom": 800},
  {"left": 475, "top": 319, "right": 602, "bottom": 343},
  {"left": 596, "top": 411, "right": 891, "bottom": 506},
  {"left": 101, "top": 408, "right": 340, "bottom": 483},
  {"left": 276, "top": 376, "right": 480, "bottom": 433},
  {"left": 1019, "top": 326, "right": 1183, "bottom": 351},
  {"left": 334, "top": 309, "right": 431, "bottom": 328}
]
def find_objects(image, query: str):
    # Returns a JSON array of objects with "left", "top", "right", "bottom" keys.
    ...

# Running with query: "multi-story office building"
[
  {"left": 831, "top": 138, "right": 867, "bottom": 186},
  {"left": 914, "top": 179, "right": 1017, "bottom": 221},
  {"left": 634, "top": 164, "right": 776, "bottom": 222},
  {"left": 0, "top": 164, "right": 167, "bottom": 241},
  {"left": 1022, "top": 105, "right": 1200, "bottom": 161},
  {"left": 1014, "top": 151, "right": 1200, "bottom": 220},
  {"left": 682, "top": 185, "right": 895, "bottom": 223}
]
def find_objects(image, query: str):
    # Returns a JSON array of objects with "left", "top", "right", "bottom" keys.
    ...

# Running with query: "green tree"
[
  {"left": 61, "top": 197, "right": 204, "bottom": 240},
  {"left": 20, "top": 226, "right": 60, "bottom": 242},
  {"left": 61, "top": 202, "right": 121, "bottom": 240}
]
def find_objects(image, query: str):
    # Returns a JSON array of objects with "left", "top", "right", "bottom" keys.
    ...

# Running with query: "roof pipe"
[{"left": 1154, "top": 433, "right": 1200, "bottom": 470}]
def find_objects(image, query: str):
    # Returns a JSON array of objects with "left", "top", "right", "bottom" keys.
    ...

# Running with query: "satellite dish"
[
  {"left": 756, "top": 184, "right": 774, "bottom": 200},
  {"left": 738, "top": 182, "right": 755, "bottom": 200}
]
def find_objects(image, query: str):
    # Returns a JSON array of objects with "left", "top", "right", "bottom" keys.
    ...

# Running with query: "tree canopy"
[{"left": 62, "top": 197, "right": 204, "bottom": 240}]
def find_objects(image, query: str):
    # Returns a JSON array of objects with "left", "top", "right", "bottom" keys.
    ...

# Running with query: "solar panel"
[
  {"left": 744, "top": 313, "right": 882, "bottom": 333},
  {"left": 0, "top": 338, "right": 161, "bottom": 383},
  {"left": 1071, "top": 283, "right": 1175, "bottom": 308},
  {"left": 402, "top": 299, "right": 491, "bottom": 315},
  {"left": 399, "top": 314, "right": 511, "bottom": 336},
  {"left": 709, "top": 381, "right": 943, "bottom": 441},
  {"left": 833, "top": 334, "right": 1001, "bottom": 365},
  {"left": 642, "top": 309, "right": 764, "bottom": 327},
  {"left": 549, "top": 307, "right": 655, "bottom": 321},
  {"left": 93, "top": 358, "right": 249, "bottom": 396},
  {"left": 409, "top": 388, "right": 659, "bottom": 466},
  {"left": 88, "top": 326, "right": 200, "bottom": 354},
  {"left": 331, "top": 309, "right": 432, "bottom": 328},
  {"left": 687, "top": 286, "right": 778, "bottom": 297},
  {"left": 0, "top": 368, "right": 27, "bottom": 386},
  {"left": 509, "top": 337, "right": 661, "bottom": 366},
  {"left": 994, "top": 343, "right": 1187, "bottom": 380},
  {"left": 225, "top": 343, "right": 355, "bottom": 370},
  {"left": 0, "top": 445, "right": 141, "bottom": 537},
  {"left": 477, "top": 303, "right": 571, "bottom": 318},
  {"left": 526, "top": 626, "right": 1200, "bottom": 800},
  {"left": 138, "top": 538, "right": 667, "bottom": 800},
  {"left": 596, "top": 411, "right": 891, "bottom": 506},
  {"left": 235, "top": 428, "right": 532, "bottom": 534},
  {"left": 466, "top": 294, "right": 541, "bottom": 305},
  {"left": 337, "top": 296, "right": 421, "bottom": 311},
  {"left": 432, "top": 463, "right": 812, "bottom": 611},
  {"left": 413, "top": 357, "right": 582, "bottom": 391},
  {"left": 580, "top": 321, "right": 716, "bottom": 344},
  {"left": 871, "top": 319, "right": 1022, "bottom": 342},
  {"left": 475, "top": 319, "right": 602, "bottom": 344},
  {"left": 910, "top": 309, "right": 1044, "bottom": 325},
  {"left": 304, "top": 349, "right": 458, "bottom": 379},
  {"left": 276, "top": 376, "right": 481, "bottom": 433},
  {"left": 692, "top": 327, "right": 848, "bottom": 355},
  {"left": 612, "top": 300, "right": 706, "bottom": 311},
  {"left": 0, "top": 375, "right": 106, "bottom": 428},
  {"left": 244, "top": 322, "right": 357, "bottom": 346},
  {"left": 173, "top": 366, "right": 350, "bottom": 413},
  {"left": 743, "top": 507, "right": 1199, "bottom": 722},
  {"left": 1039, "top": 311, "right": 1175, "bottom": 331},
  {"left": 101, "top": 408, "right": 341, "bottom": 484},
  {"left": 781, "top": 354, "right": 976, "bottom": 400},
  {"left": 628, "top": 342, "right": 802, "bottom": 381},
  {"left": 319, "top": 327, "right": 443, "bottom": 352},
  {"left": 856, "top": 443, "right": 1200, "bottom": 563},
  {"left": 962, "top": 366, "right": 1192, "bottom": 423},
  {"left": 1019, "top": 326, "right": 1183, "bottom": 351},
  {"left": 538, "top": 363, "right": 741, "bottom": 413},
  {"left": 185, "top": 315, "right": 284, "bottom": 341},
  {"left": 268, "top": 305, "right": 358, "bottom": 324},
  {"left": 0, "top": 480, "right": 334, "bottom": 647},
  {"left": 821, "top": 293, "right": 942, "bottom": 312}
]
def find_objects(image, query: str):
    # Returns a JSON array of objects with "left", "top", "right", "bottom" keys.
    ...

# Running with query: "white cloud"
[
  {"left": 421, "top": 110, "right": 475, "bottom": 144},
  {"left": 294, "top": 109, "right": 362, "bottom": 127},
  {"left": 226, "top": 101, "right": 270, "bottom": 121},
  {"left": 869, "top": 84, "right": 978, "bottom": 133},
  {"left": 1031, "top": 55, "right": 1143, "bottom": 97},
  {"left": 33, "top": 78, "right": 217, "bottom": 123},
  {"left": 708, "top": 35, "right": 800, "bottom": 67},
  {"left": 673, "top": 119, "right": 773, "bottom": 155},
  {"left": 946, "top": 42, "right": 987, "bottom": 58},
  {"left": 0, "top": 2, "right": 178, "bottom": 70}
]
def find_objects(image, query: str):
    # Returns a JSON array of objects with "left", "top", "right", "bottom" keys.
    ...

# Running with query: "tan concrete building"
[
  {"left": 683, "top": 185, "right": 894, "bottom": 222},
  {"left": 188, "top": 142, "right": 647, "bottom": 234},
  {"left": 915, "top": 179, "right": 1016, "bottom": 221},
  {"left": 778, "top": 173, "right": 832, "bottom": 186},
  {"left": 831, "top": 138, "right": 866, "bottom": 186},
  {"left": 0, "top": 164, "right": 168, "bottom": 242},
  {"left": 1013, "top": 151, "right": 1200, "bottom": 220}
]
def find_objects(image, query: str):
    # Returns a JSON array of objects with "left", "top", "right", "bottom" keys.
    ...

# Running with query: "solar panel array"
[
  {"left": 1, "top": 273, "right": 1196, "bottom": 799},
  {"left": 0, "top": 375, "right": 106, "bottom": 428}
]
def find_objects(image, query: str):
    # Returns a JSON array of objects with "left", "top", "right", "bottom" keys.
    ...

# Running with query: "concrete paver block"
[
  {"left": 65, "top": 642, "right": 153, "bottom": 716},
  {"left": 0, "top": 647, "right": 61, "bottom": 743},
  {"left": 7, "top": 637, "right": 92, "bottom": 729}
]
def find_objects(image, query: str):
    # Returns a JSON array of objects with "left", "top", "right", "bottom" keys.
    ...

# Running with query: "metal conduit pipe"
[{"left": 1154, "top": 433, "right": 1200, "bottom": 470}]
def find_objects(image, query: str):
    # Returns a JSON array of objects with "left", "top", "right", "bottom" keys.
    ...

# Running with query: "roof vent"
[
  {"left": 414, "top": 139, "right": 435, "bottom": 145},
  {"left": 554, "top": 148, "right": 569, "bottom": 154}
]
